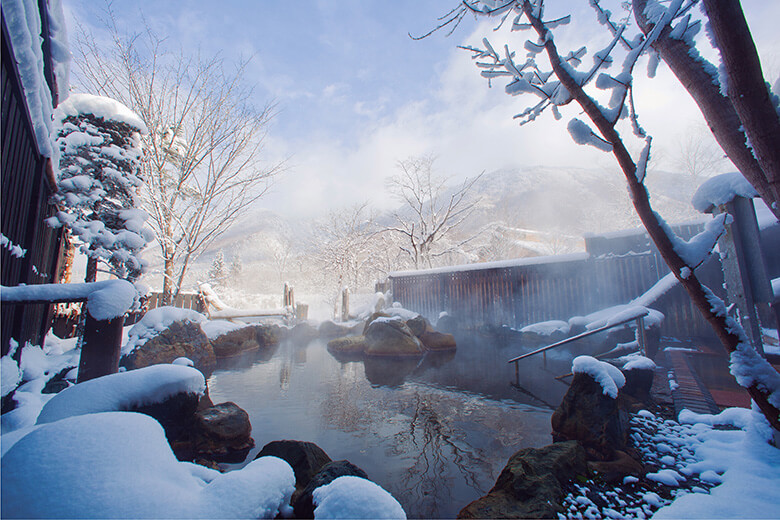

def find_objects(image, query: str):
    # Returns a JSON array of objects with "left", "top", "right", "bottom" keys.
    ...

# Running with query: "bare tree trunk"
[
  {"left": 633, "top": 0, "right": 780, "bottom": 219},
  {"left": 701, "top": 0, "right": 780, "bottom": 207},
  {"left": 162, "top": 256, "right": 175, "bottom": 306},
  {"left": 526, "top": 3, "right": 780, "bottom": 431}
]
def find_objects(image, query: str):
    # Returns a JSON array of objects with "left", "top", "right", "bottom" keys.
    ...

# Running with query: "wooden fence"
[
  {"left": 1, "top": 9, "right": 64, "bottom": 356},
  {"left": 390, "top": 227, "right": 724, "bottom": 340}
]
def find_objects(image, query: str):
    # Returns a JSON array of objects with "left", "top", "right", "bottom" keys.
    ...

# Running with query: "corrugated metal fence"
[{"left": 390, "top": 225, "right": 723, "bottom": 339}]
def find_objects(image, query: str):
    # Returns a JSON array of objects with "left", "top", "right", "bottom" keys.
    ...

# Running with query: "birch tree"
[
  {"left": 388, "top": 155, "right": 483, "bottom": 269},
  {"left": 432, "top": 0, "right": 779, "bottom": 431},
  {"left": 72, "top": 11, "right": 283, "bottom": 303}
]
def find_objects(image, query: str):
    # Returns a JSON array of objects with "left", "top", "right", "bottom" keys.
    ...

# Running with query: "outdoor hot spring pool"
[{"left": 207, "top": 331, "right": 572, "bottom": 519}]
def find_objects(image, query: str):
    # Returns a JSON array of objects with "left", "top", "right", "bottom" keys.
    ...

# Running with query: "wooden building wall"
[{"left": 1, "top": 9, "right": 64, "bottom": 355}]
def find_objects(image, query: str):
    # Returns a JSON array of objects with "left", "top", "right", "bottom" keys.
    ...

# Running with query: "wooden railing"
[{"left": 1, "top": 281, "right": 134, "bottom": 383}]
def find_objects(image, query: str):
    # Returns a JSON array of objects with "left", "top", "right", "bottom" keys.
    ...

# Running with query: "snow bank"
[
  {"left": 200, "top": 320, "right": 251, "bottom": 340},
  {"left": 386, "top": 302, "right": 419, "bottom": 320},
  {"left": 520, "top": 320, "right": 570, "bottom": 336},
  {"left": 313, "top": 476, "right": 406, "bottom": 519},
  {"left": 0, "top": 333, "right": 80, "bottom": 433},
  {"left": 2, "top": 412, "right": 295, "bottom": 518},
  {"left": 692, "top": 172, "right": 758, "bottom": 213},
  {"left": 54, "top": 93, "right": 148, "bottom": 133},
  {"left": 0, "top": 279, "right": 137, "bottom": 321},
  {"left": 36, "top": 364, "right": 205, "bottom": 424},
  {"left": 124, "top": 306, "right": 207, "bottom": 355},
  {"left": 569, "top": 304, "right": 662, "bottom": 331},
  {"left": 572, "top": 356, "right": 626, "bottom": 398},
  {"left": 654, "top": 408, "right": 779, "bottom": 519},
  {"left": 622, "top": 355, "right": 656, "bottom": 371}
]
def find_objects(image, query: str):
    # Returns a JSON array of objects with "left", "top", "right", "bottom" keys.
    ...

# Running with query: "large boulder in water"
[
  {"left": 210, "top": 326, "right": 259, "bottom": 358},
  {"left": 405, "top": 315, "right": 457, "bottom": 351},
  {"left": 255, "top": 440, "right": 332, "bottom": 489},
  {"left": 551, "top": 372, "right": 629, "bottom": 460},
  {"left": 363, "top": 317, "right": 424, "bottom": 357},
  {"left": 458, "top": 441, "right": 588, "bottom": 519},
  {"left": 188, "top": 401, "right": 255, "bottom": 463},
  {"left": 121, "top": 321, "right": 215, "bottom": 375},
  {"left": 327, "top": 336, "right": 367, "bottom": 357}
]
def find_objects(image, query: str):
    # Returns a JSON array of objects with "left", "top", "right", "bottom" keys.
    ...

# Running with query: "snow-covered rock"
[
  {"left": 2, "top": 412, "right": 294, "bottom": 518},
  {"left": 36, "top": 364, "right": 205, "bottom": 425},
  {"left": 313, "top": 476, "right": 406, "bottom": 519},
  {"left": 572, "top": 356, "right": 626, "bottom": 399}
]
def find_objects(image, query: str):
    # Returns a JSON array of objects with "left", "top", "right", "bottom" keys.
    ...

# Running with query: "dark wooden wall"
[{"left": 1, "top": 9, "right": 64, "bottom": 355}]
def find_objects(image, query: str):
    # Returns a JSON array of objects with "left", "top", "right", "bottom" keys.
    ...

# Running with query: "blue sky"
[{"left": 63, "top": 1, "right": 780, "bottom": 219}]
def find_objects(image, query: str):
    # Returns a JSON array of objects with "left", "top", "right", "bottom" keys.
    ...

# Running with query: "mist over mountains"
[{"left": 148, "top": 165, "right": 706, "bottom": 296}]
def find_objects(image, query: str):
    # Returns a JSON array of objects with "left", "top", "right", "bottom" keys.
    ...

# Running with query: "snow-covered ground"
[
  {"left": 1, "top": 312, "right": 778, "bottom": 518},
  {"left": 560, "top": 407, "right": 779, "bottom": 519}
]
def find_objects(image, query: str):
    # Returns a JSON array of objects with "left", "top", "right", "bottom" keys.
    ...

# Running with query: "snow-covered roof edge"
[
  {"left": 2, "top": 0, "right": 63, "bottom": 159},
  {"left": 389, "top": 252, "right": 589, "bottom": 278}
]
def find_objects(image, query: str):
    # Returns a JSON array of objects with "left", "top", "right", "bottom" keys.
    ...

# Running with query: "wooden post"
[
  {"left": 636, "top": 316, "right": 646, "bottom": 356},
  {"left": 341, "top": 287, "right": 350, "bottom": 322},
  {"left": 78, "top": 312, "right": 124, "bottom": 383}
]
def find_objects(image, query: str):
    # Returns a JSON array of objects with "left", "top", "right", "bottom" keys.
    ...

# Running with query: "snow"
[
  {"left": 622, "top": 355, "right": 656, "bottom": 371},
  {"left": 0, "top": 280, "right": 138, "bottom": 321},
  {"left": 653, "top": 408, "right": 780, "bottom": 519},
  {"left": 692, "top": 172, "right": 759, "bottom": 213},
  {"left": 567, "top": 118, "right": 613, "bottom": 152},
  {"left": 386, "top": 302, "right": 420, "bottom": 320},
  {"left": 3, "top": 0, "right": 55, "bottom": 158},
  {"left": 1, "top": 232, "right": 27, "bottom": 258},
  {"left": 54, "top": 93, "right": 148, "bottom": 134},
  {"left": 0, "top": 353, "right": 22, "bottom": 397},
  {"left": 2, "top": 412, "right": 295, "bottom": 519},
  {"left": 45, "top": 0, "right": 71, "bottom": 103},
  {"left": 521, "top": 319, "right": 570, "bottom": 336},
  {"left": 200, "top": 319, "right": 251, "bottom": 340},
  {"left": 36, "top": 364, "right": 206, "bottom": 424},
  {"left": 124, "top": 306, "right": 207, "bottom": 355},
  {"left": 0, "top": 279, "right": 137, "bottom": 320},
  {"left": 312, "top": 476, "right": 406, "bottom": 519},
  {"left": 572, "top": 355, "right": 626, "bottom": 398},
  {"left": 389, "top": 252, "right": 589, "bottom": 277},
  {"left": 772, "top": 277, "right": 780, "bottom": 301}
]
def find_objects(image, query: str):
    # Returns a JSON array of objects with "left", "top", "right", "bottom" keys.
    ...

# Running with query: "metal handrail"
[{"left": 508, "top": 309, "right": 648, "bottom": 381}]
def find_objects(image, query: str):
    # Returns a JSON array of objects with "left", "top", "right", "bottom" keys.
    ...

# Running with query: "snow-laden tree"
[
  {"left": 313, "top": 203, "right": 381, "bottom": 318},
  {"left": 208, "top": 250, "right": 226, "bottom": 286},
  {"left": 388, "top": 155, "right": 483, "bottom": 269},
  {"left": 433, "top": 0, "right": 779, "bottom": 432},
  {"left": 47, "top": 93, "right": 153, "bottom": 282},
  {"left": 72, "top": 10, "right": 283, "bottom": 304},
  {"left": 229, "top": 253, "right": 243, "bottom": 285}
]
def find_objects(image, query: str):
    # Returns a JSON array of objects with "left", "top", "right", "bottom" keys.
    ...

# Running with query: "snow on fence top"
[
  {"left": 36, "top": 364, "right": 206, "bottom": 424},
  {"left": 691, "top": 172, "right": 759, "bottom": 214},
  {"left": 0, "top": 279, "right": 136, "bottom": 320},
  {"left": 53, "top": 93, "right": 148, "bottom": 134},
  {"left": 389, "top": 252, "right": 589, "bottom": 277},
  {"left": 572, "top": 355, "right": 626, "bottom": 398}
]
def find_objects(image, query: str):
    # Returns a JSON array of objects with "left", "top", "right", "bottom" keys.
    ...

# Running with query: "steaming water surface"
[{"left": 207, "top": 332, "right": 572, "bottom": 519}]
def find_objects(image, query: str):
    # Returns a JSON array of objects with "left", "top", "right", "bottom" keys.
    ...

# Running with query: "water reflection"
[{"left": 207, "top": 333, "right": 559, "bottom": 518}]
